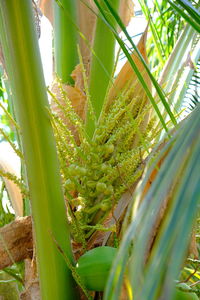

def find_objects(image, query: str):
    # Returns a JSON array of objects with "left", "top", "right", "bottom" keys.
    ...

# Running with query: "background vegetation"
[{"left": 0, "top": 0, "right": 199, "bottom": 299}]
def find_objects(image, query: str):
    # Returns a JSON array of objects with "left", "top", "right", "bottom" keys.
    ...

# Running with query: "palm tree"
[{"left": 0, "top": 0, "right": 199, "bottom": 299}]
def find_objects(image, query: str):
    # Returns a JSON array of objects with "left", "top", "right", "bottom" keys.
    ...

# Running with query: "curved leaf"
[
  {"left": 168, "top": 0, "right": 200, "bottom": 33},
  {"left": 105, "top": 104, "right": 200, "bottom": 300}
]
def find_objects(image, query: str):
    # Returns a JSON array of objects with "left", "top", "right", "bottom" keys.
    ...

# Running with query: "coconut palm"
[{"left": 0, "top": 0, "right": 199, "bottom": 299}]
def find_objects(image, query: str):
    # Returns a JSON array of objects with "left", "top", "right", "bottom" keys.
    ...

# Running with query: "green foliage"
[
  {"left": 179, "top": 258, "right": 200, "bottom": 298},
  {"left": 183, "top": 59, "right": 200, "bottom": 112},
  {"left": 0, "top": 271, "right": 19, "bottom": 300},
  {"left": 0, "top": 0, "right": 199, "bottom": 299},
  {"left": 105, "top": 104, "right": 200, "bottom": 300},
  {"left": 94, "top": 0, "right": 177, "bottom": 131},
  {"left": 171, "top": 282, "right": 199, "bottom": 299},
  {"left": 168, "top": 0, "right": 200, "bottom": 33},
  {"left": 139, "top": 0, "right": 185, "bottom": 75},
  {"left": 0, "top": 261, "right": 25, "bottom": 299}
]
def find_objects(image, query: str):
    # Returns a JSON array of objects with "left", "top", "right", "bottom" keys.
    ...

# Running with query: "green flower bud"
[
  {"left": 76, "top": 166, "right": 87, "bottom": 176},
  {"left": 104, "top": 185, "right": 114, "bottom": 195},
  {"left": 96, "top": 182, "right": 107, "bottom": 193},
  {"left": 101, "top": 163, "right": 110, "bottom": 173},
  {"left": 64, "top": 179, "right": 75, "bottom": 191},
  {"left": 104, "top": 144, "right": 114, "bottom": 155},
  {"left": 68, "top": 164, "right": 78, "bottom": 176},
  {"left": 101, "top": 200, "right": 110, "bottom": 211},
  {"left": 86, "top": 181, "right": 97, "bottom": 188}
]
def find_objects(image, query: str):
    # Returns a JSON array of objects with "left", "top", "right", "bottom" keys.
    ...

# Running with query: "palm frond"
[
  {"left": 93, "top": 0, "right": 177, "bottom": 132},
  {"left": 168, "top": 0, "right": 200, "bottom": 33},
  {"left": 183, "top": 59, "right": 200, "bottom": 112},
  {"left": 105, "top": 104, "right": 200, "bottom": 300},
  {"left": 139, "top": 0, "right": 185, "bottom": 75}
]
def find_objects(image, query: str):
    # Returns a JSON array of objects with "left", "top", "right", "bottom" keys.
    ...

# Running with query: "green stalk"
[
  {"left": 0, "top": 1, "right": 76, "bottom": 299},
  {"left": 86, "top": 0, "right": 120, "bottom": 138},
  {"left": 53, "top": 0, "right": 78, "bottom": 83}
]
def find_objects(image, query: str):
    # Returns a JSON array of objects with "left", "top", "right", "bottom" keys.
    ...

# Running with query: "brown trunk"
[{"left": 0, "top": 216, "right": 33, "bottom": 269}]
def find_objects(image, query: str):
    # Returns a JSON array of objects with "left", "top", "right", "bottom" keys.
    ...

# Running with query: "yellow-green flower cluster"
[{"left": 50, "top": 79, "right": 158, "bottom": 244}]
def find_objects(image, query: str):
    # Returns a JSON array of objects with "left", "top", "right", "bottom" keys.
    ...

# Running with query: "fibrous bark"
[
  {"left": 20, "top": 258, "right": 40, "bottom": 300},
  {"left": 0, "top": 216, "right": 33, "bottom": 269}
]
